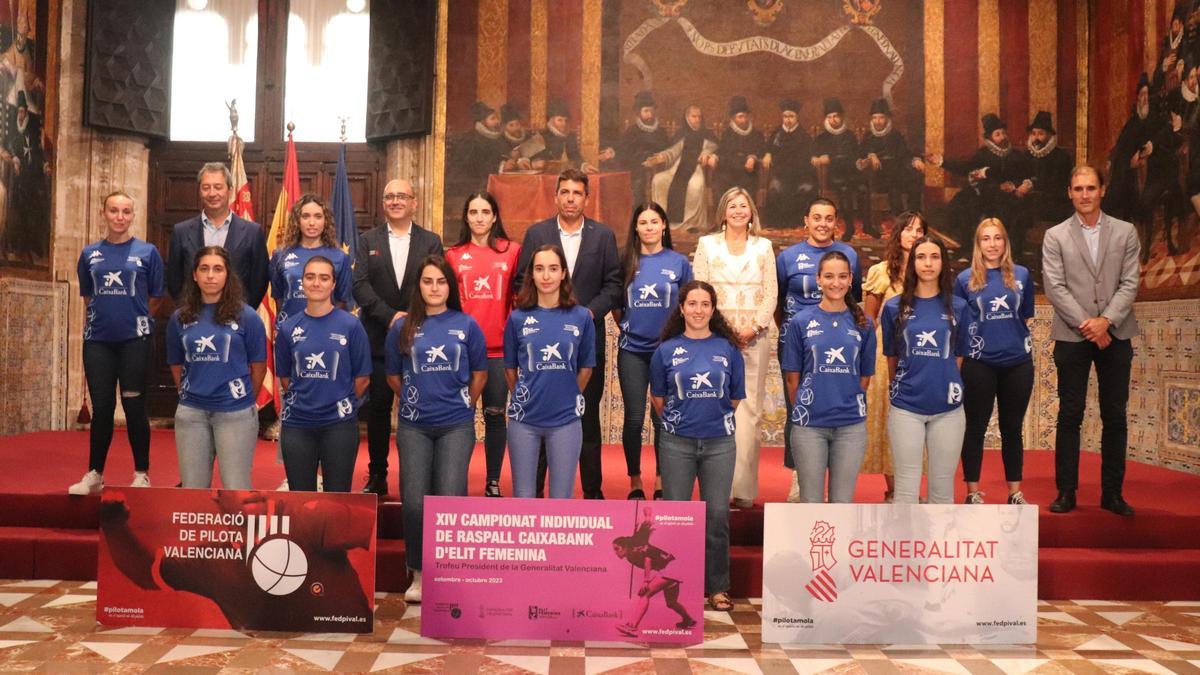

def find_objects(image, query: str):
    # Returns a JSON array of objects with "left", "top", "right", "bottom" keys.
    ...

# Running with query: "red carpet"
[{"left": 1, "top": 429, "right": 1198, "bottom": 599}]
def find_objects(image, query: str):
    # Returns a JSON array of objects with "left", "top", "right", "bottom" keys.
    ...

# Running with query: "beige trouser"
[{"left": 731, "top": 334, "right": 770, "bottom": 501}]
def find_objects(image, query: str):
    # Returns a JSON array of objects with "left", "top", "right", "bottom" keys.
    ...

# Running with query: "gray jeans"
[
  {"left": 789, "top": 422, "right": 867, "bottom": 503},
  {"left": 175, "top": 403, "right": 259, "bottom": 489},
  {"left": 658, "top": 431, "right": 735, "bottom": 596},
  {"left": 397, "top": 420, "right": 475, "bottom": 571},
  {"left": 888, "top": 406, "right": 966, "bottom": 504}
]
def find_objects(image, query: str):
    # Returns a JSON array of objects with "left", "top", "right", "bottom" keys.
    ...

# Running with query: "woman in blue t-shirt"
[
  {"left": 70, "top": 191, "right": 165, "bottom": 496},
  {"left": 268, "top": 194, "right": 353, "bottom": 326},
  {"left": 275, "top": 256, "right": 372, "bottom": 493},
  {"left": 166, "top": 246, "right": 268, "bottom": 489},
  {"left": 615, "top": 202, "right": 693, "bottom": 501},
  {"left": 882, "top": 237, "right": 970, "bottom": 504},
  {"left": 781, "top": 251, "right": 876, "bottom": 503},
  {"left": 503, "top": 245, "right": 596, "bottom": 499},
  {"left": 385, "top": 255, "right": 487, "bottom": 603},
  {"left": 954, "top": 218, "right": 1035, "bottom": 505},
  {"left": 650, "top": 280, "right": 745, "bottom": 612}
]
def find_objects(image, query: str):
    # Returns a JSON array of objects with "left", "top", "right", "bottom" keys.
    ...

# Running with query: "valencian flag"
[
  {"left": 228, "top": 133, "right": 274, "bottom": 410},
  {"left": 262, "top": 128, "right": 302, "bottom": 410},
  {"left": 331, "top": 143, "right": 358, "bottom": 312}
]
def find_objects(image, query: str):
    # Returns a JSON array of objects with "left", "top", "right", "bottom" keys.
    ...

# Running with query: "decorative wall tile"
[{"left": 0, "top": 278, "right": 68, "bottom": 435}]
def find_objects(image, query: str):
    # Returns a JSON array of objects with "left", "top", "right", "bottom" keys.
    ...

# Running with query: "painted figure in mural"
[
  {"left": 762, "top": 98, "right": 818, "bottom": 229},
  {"left": 648, "top": 104, "right": 718, "bottom": 233},
  {"left": 1168, "top": 58, "right": 1200, "bottom": 245},
  {"left": 1023, "top": 111, "right": 1074, "bottom": 237},
  {"left": 1104, "top": 73, "right": 1183, "bottom": 262},
  {"left": 499, "top": 102, "right": 534, "bottom": 171},
  {"left": 1043, "top": 166, "right": 1140, "bottom": 518},
  {"left": 812, "top": 97, "right": 868, "bottom": 241},
  {"left": 857, "top": 97, "right": 925, "bottom": 228},
  {"left": 930, "top": 114, "right": 1033, "bottom": 260},
  {"left": 605, "top": 90, "right": 670, "bottom": 202},
  {"left": 449, "top": 101, "right": 507, "bottom": 194},
  {"left": 532, "top": 99, "right": 596, "bottom": 172},
  {"left": 3, "top": 88, "right": 49, "bottom": 261},
  {"left": 1153, "top": 6, "right": 1189, "bottom": 95},
  {"left": 713, "top": 95, "right": 766, "bottom": 198}
]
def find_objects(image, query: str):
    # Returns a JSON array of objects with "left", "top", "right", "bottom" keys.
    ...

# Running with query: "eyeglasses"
[{"left": 383, "top": 193, "right": 414, "bottom": 202}]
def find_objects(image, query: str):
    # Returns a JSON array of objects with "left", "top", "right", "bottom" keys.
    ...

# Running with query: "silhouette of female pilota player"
[{"left": 611, "top": 511, "right": 695, "bottom": 637}]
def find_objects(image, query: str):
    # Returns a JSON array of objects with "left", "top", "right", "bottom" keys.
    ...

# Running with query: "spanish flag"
[{"left": 259, "top": 128, "right": 301, "bottom": 411}]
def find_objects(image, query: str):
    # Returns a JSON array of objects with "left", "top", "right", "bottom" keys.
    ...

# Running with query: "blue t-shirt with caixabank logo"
[
  {"left": 167, "top": 303, "right": 268, "bottom": 412},
  {"left": 619, "top": 249, "right": 693, "bottom": 354},
  {"left": 953, "top": 266, "right": 1035, "bottom": 367},
  {"left": 77, "top": 238, "right": 165, "bottom": 342},
  {"left": 881, "top": 295, "right": 970, "bottom": 416},
  {"left": 503, "top": 305, "right": 596, "bottom": 428},
  {"left": 275, "top": 308, "right": 372, "bottom": 428},
  {"left": 650, "top": 334, "right": 746, "bottom": 439},
  {"left": 385, "top": 310, "right": 488, "bottom": 427},
  {"left": 781, "top": 306, "right": 876, "bottom": 428}
]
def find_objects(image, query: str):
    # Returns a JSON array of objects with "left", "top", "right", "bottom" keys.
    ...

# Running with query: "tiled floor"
[{"left": 0, "top": 580, "right": 1198, "bottom": 673}]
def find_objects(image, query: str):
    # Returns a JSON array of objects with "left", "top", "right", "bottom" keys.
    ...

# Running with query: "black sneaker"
[
  {"left": 485, "top": 480, "right": 502, "bottom": 498},
  {"left": 1006, "top": 491, "right": 1029, "bottom": 505},
  {"left": 362, "top": 473, "right": 388, "bottom": 496}
]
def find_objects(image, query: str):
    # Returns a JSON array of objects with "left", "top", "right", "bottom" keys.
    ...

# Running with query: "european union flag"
[{"left": 332, "top": 143, "right": 358, "bottom": 312}]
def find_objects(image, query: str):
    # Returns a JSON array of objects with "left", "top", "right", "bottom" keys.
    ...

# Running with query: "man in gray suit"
[{"left": 1042, "top": 165, "right": 1140, "bottom": 516}]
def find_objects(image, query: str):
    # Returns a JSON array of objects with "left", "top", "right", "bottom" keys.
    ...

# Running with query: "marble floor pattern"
[{"left": 0, "top": 580, "right": 1198, "bottom": 673}]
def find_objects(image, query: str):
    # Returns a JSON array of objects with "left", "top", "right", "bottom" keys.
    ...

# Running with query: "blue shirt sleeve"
[
  {"left": 728, "top": 341, "right": 747, "bottom": 401},
  {"left": 350, "top": 319, "right": 373, "bottom": 377},
  {"left": 77, "top": 250, "right": 93, "bottom": 297},
  {"left": 881, "top": 301, "right": 898, "bottom": 357},
  {"left": 503, "top": 314, "right": 519, "bottom": 368},
  {"left": 243, "top": 306, "right": 268, "bottom": 362},
  {"left": 955, "top": 300, "right": 971, "bottom": 357},
  {"left": 467, "top": 318, "right": 488, "bottom": 371},
  {"left": 147, "top": 248, "right": 166, "bottom": 297},
  {"left": 274, "top": 328, "right": 293, "bottom": 377},
  {"left": 649, "top": 344, "right": 667, "bottom": 397},
  {"left": 384, "top": 318, "right": 405, "bottom": 376},
  {"left": 336, "top": 252, "right": 353, "bottom": 305},
  {"left": 680, "top": 257, "right": 694, "bottom": 285},
  {"left": 577, "top": 312, "right": 597, "bottom": 369},
  {"left": 860, "top": 317, "right": 877, "bottom": 377},
  {"left": 780, "top": 316, "right": 803, "bottom": 372},
  {"left": 1019, "top": 267, "right": 1035, "bottom": 321},
  {"left": 953, "top": 272, "right": 968, "bottom": 303},
  {"left": 269, "top": 252, "right": 285, "bottom": 301},
  {"left": 165, "top": 314, "right": 184, "bottom": 365}
]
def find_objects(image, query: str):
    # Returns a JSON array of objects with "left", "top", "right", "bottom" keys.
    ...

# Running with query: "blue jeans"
[
  {"left": 280, "top": 419, "right": 360, "bottom": 492},
  {"left": 480, "top": 357, "right": 509, "bottom": 482},
  {"left": 789, "top": 422, "right": 867, "bottom": 503},
  {"left": 508, "top": 419, "right": 581, "bottom": 498},
  {"left": 658, "top": 431, "right": 735, "bottom": 596},
  {"left": 175, "top": 403, "right": 259, "bottom": 489},
  {"left": 618, "top": 349, "right": 662, "bottom": 477},
  {"left": 397, "top": 420, "right": 475, "bottom": 570},
  {"left": 888, "top": 406, "right": 966, "bottom": 504}
]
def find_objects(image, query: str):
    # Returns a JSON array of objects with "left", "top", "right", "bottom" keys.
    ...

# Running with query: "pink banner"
[{"left": 421, "top": 496, "right": 704, "bottom": 644}]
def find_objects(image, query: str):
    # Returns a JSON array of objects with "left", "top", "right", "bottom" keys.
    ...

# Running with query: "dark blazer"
[
  {"left": 515, "top": 216, "right": 622, "bottom": 323},
  {"left": 167, "top": 213, "right": 269, "bottom": 306},
  {"left": 353, "top": 222, "right": 445, "bottom": 354}
]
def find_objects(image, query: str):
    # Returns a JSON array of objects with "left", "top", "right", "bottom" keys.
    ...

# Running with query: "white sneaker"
[
  {"left": 786, "top": 470, "right": 801, "bottom": 503},
  {"left": 277, "top": 478, "right": 289, "bottom": 491},
  {"left": 68, "top": 470, "right": 103, "bottom": 495},
  {"left": 404, "top": 570, "right": 422, "bottom": 603},
  {"left": 131, "top": 472, "right": 151, "bottom": 488}
]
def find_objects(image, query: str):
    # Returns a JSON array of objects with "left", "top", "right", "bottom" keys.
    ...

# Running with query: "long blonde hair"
[
  {"left": 713, "top": 187, "right": 763, "bottom": 237},
  {"left": 968, "top": 217, "right": 1017, "bottom": 292}
]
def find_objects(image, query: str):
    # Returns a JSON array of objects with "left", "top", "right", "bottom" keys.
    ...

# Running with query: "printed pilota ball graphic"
[{"left": 250, "top": 538, "right": 309, "bottom": 596}]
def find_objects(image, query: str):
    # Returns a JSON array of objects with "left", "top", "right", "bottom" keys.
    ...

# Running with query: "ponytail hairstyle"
[
  {"left": 621, "top": 201, "right": 675, "bottom": 290},
  {"left": 895, "top": 236, "right": 956, "bottom": 354},
  {"left": 178, "top": 245, "right": 246, "bottom": 326},
  {"left": 817, "top": 250, "right": 867, "bottom": 330},
  {"left": 660, "top": 280, "right": 741, "bottom": 347},
  {"left": 396, "top": 255, "right": 463, "bottom": 355},
  {"left": 968, "top": 217, "right": 1017, "bottom": 292}
]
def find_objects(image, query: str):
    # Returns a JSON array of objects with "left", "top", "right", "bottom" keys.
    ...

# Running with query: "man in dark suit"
[
  {"left": 515, "top": 169, "right": 622, "bottom": 499},
  {"left": 166, "top": 162, "right": 269, "bottom": 306},
  {"left": 352, "top": 178, "right": 445, "bottom": 496}
]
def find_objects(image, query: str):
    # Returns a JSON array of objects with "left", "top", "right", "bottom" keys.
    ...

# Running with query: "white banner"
[{"left": 762, "top": 504, "right": 1037, "bottom": 644}]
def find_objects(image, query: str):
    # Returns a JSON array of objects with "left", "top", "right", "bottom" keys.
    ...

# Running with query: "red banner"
[{"left": 97, "top": 487, "right": 377, "bottom": 633}]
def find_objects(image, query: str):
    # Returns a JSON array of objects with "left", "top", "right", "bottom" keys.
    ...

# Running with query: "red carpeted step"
[
  {"left": 0, "top": 527, "right": 98, "bottom": 581},
  {"left": 1038, "top": 548, "right": 1200, "bottom": 600}
]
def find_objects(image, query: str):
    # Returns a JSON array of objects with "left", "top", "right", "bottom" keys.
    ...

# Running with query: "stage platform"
[{"left": 1, "top": 430, "right": 1198, "bottom": 600}]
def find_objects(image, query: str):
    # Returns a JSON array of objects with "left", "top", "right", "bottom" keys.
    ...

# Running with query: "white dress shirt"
[
  {"left": 1077, "top": 213, "right": 1102, "bottom": 267},
  {"left": 388, "top": 221, "right": 412, "bottom": 287},
  {"left": 557, "top": 217, "right": 584, "bottom": 274}
]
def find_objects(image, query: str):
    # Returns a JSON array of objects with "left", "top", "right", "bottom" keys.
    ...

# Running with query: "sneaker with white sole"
[
  {"left": 131, "top": 472, "right": 151, "bottom": 488},
  {"left": 404, "top": 570, "right": 422, "bottom": 603},
  {"left": 786, "top": 470, "right": 801, "bottom": 503},
  {"left": 68, "top": 470, "right": 103, "bottom": 495},
  {"left": 277, "top": 478, "right": 290, "bottom": 491},
  {"left": 964, "top": 490, "right": 984, "bottom": 504},
  {"left": 1007, "top": 491, "right": 1029, "bottom": 505}
]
